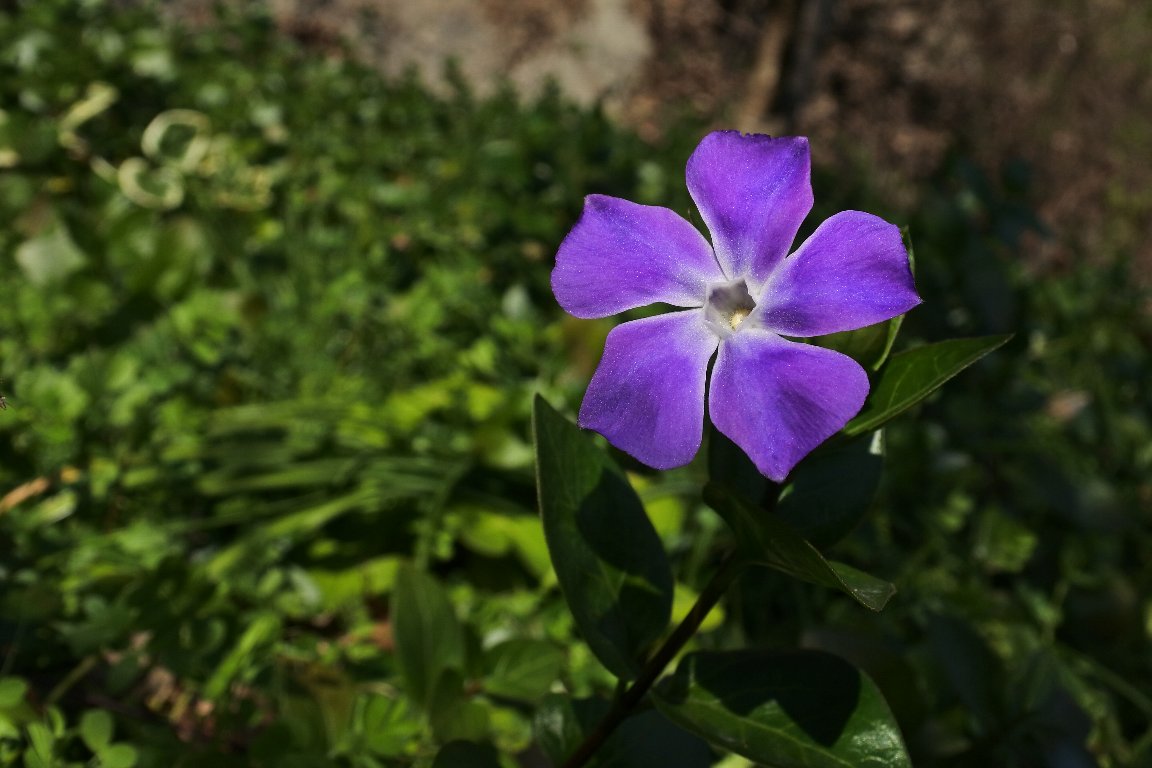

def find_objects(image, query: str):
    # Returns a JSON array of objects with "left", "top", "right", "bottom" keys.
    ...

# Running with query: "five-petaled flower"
[{"left": 551, "top": 131, "right": 921, "bottom": 482}]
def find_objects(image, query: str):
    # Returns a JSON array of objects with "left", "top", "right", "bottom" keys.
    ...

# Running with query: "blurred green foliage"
[{"left": 0, "top": 1, "right": 1149, "bottom": 766}]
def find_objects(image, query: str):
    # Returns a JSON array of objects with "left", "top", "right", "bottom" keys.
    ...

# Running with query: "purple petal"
[
  {"left": 580, "top": 311, "right": 718, "bottom": 469},
  {"left": 709, "top": 330, "right": 868, "bottom": 482},
  {"left": 685, "top": 131, "right": 813, "bottom": 286},
  {"left": 552, "top": 195, "right": 724, "bottom": 319},
  {"left": 757, "top": 211, "right": 921, "bottom": 337}
]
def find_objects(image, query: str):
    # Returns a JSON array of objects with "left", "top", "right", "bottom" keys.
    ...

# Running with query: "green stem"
[
  {"left": 560, "top": 552, "right": 745, "bottom": 768},
  {"left": 46, "top": 655, "right": 98, "bottom": 706}
]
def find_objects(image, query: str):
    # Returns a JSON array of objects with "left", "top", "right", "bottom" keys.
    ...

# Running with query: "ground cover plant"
[{"left": 1, "top": 1, "right": 1150, "bottom": 766}]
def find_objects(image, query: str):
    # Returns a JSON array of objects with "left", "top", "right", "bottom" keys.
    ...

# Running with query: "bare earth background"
[{"left": 168, "top": 0, "right": 1152, "bottom": 274}]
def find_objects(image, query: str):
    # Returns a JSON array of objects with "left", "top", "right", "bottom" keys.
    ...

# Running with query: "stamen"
[
  {"left": 704, "top": 279, "right": 757, "bottom": 338},
  {"left": 729, "top": 308, "right": 750, "bottom": 329}
]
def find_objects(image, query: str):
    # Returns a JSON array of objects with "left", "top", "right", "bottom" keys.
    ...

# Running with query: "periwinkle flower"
[{"left": 552, "top": 131, "right": 921, "bottom": 482}]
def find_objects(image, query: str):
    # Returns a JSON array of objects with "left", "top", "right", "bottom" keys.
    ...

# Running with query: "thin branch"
[{"left": 560, "top": 552, "right": 745, "bottom": 768}]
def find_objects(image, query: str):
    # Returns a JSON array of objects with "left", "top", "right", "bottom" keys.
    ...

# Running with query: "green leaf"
[
  {"left": 776, "top": 431, "right": 885, "bottom": 548},
  {"left": 483, "top": 639, "right": 564, "bottom": 701},
  {"left": 533, "top": 396, "right": 673, "bottom": 679},
  {"left": 845, "top": 335, "right": 1012, "bottom": 436},
  {"left": 704, "top": 484, "right": 895, "bottom": 611},
  {"left": 79, "top": 709, "right": 114, "bottom": 751},
  {"left": 926, "top": 614, "right": 1006, "bottom": 731},
  {"left": 533, "top": 695, "right": 609, "bottom": 766},
  {"left": 202, "top": 612, "right": 282, "bottom": 700},
  {"left": 14, "top": 219, "right": 87, "bottom": 285},
  {"left": 707, "top": 426, "right": 771, "bottom": 510},
  {"left": 532, "top": 696, "right": 711, "bottom": 768},
  {"left": 0, "top": 678, "right": 28, "bottom": 709},
  {"left": 354, "top": 693, "right": 422, "bottom": 757},
  {"left": 432, "top": 740, "right": 503, "bottom": 768},
  {"left": 813, "top": 313, "right": 903, "bottom": 373},
  {"left": 654, "top": 650, "right": 911, "bottom": 768},
  {"left": 602, "top": 710, "right": 713, "bottom": 768},
  {"left": 428, "top": 670, "right": 489, "bottom": 743},
  {"left": 25, "top": 721, "right": 56, "bottom": 765},
  {"left": 98, "top": 743, "right": 139, "bottom": 768},
  {"left": 392, "top": 564, "right": 466, "bottom": 710}
]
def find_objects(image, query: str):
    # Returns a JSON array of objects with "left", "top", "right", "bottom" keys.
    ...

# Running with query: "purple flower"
[{"left": 551, "top": 131, "right": 921, "bottom": 482}]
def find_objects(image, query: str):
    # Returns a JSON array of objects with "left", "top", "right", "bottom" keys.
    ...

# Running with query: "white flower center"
[{"left": 704, "top": 279, "right": 756, "bottom": 338}]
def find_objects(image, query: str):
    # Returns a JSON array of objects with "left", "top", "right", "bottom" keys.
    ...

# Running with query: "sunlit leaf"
[
  {"left": 0, "top": 678, "right": 28, "bottom": 709},
  {"left": 355, "top": 693, "right": 422, "bottom": 757},
  {"left": 654, "top": 650, "right": 911, "bottom": 768},
  {"left": 203, "top": 612, "right": 282, "bottom": 700},
  {"left": 98, "top": 743, "right": 139, "bottom": 768},
  {"left": 78, "top": 710, "right": 113, "bottom": 751},
  {"left": 483, "top": 639, "right": 563, "bottom": 701},
  {"left": 14, "top": 220, "right": 87, "bottom": 285}
]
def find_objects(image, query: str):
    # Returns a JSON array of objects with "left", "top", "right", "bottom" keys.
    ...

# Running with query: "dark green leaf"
[
  {"left": 813, "top": 314, "right": 903, "bottom": 373},
  {"left": 432, "top": 740, "right": 503, "bottom": 768},
  {"left": 926, "top": 614, "right": 1006, "bottom": 732},
  {"left": 434, "top": 703, "right": 492, "bottom": 745},
  {"left": 429, "top": 670, "right": 489, "bottom": 743},
  {"left": 777, "top": 431, "right": 885, "bottom": 548},
  {"left": 392, "top": 564, "right": 466, "bottom": 710},
  {"left": 654, "top": 650, "right": 911, "bottom": 768},
  {"left": 845, "top": 335, "right": 1012, "bottom": 436},
  {"left": 533, "top": 396, "right": 673, "bottom": 679},
  {"left": 704, "top": 484, "right": 895, "bottom": 611},
  {"left": 532, "top": 695, "right": 711, "bottom": 768},
  {"left": 533, "top": 695, "right": 610, "bottom": 766},
  {"left": 483, "top": 639, "right": 563, "bottom": 701},
  {"left": 707, "top": 425, "right": 771, "bottom": 509},
  {"left": 605, "top": 710, "right": 713, "bottom": 768}
]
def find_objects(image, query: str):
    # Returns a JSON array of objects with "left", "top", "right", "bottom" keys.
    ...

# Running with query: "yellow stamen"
[{"left": 729, "top": 308, "right": 750, "bottom": 329}]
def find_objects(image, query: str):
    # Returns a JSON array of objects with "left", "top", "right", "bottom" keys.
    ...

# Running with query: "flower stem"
[{"left": 560, "top": 552, "right": 745, "bottom": 768}]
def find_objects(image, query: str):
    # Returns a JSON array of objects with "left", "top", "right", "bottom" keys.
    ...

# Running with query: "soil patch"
[{"left": 163, "top": 0, "right": 1152, "bottom": 271}]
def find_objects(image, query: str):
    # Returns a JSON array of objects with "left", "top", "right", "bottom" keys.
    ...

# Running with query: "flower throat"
[{"left": 704, "top": 279, "right": 756, "bottom": 337}]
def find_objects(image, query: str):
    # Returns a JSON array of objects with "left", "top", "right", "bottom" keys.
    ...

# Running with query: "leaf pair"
[
  {"left": 527, "top": 334, "right": 1009, "bottom": 766},
  {"left": 533, "top": 398, "right": 909, "bottom": 767}
]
